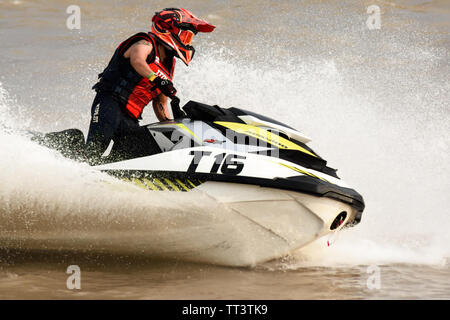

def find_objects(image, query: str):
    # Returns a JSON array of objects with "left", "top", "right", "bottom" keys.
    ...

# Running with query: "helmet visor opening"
[{"left": 178, "top": 30, "right": 194, "bottom": 47}]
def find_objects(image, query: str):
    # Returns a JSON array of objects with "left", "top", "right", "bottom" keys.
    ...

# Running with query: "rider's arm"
[
  {"left": 152, "top": 94, "right": 171, "bottom": 121},
  {"left": 124, "top": 39, "right": 174, "bottom": 121},
  {"left": 124, "top": 39, "right": 177, "bottom": 99},
  {"left": 124, "top": 40, "right": 155, "bottom": 79}
]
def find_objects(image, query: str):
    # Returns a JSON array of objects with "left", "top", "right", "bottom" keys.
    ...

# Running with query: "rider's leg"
[{"left": 85, "top": 93, "right": 122, "bottom": 164}]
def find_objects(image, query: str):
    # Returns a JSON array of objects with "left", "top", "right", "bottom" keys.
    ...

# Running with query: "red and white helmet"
[{"left": 151, "top": 8, "right": 215, "bottom": 66}]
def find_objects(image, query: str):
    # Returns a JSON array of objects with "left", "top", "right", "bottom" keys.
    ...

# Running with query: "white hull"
[{"left": 1, "top": 181, "right": 356, "bottom": 267}]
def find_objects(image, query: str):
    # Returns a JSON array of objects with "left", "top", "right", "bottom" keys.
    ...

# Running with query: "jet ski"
[{"left": 29, "top": 100, "right": 365, "bottom": 266}]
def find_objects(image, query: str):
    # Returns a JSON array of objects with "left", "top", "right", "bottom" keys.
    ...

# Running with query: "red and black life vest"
[{"left": 93, "top": 32, "right": 176, "bottom": 119}]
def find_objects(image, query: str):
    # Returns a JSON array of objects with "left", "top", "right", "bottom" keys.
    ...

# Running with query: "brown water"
[
  {"left": 0, "top": 0, "right": 449, "bottom": 299},
  {"left": 1, "top": 251, "right": 449, "bottom": 299}
]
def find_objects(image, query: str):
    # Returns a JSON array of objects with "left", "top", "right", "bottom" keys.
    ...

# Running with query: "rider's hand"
[{"left": 150, "top": 76, "right": 177, "bottom": 97}]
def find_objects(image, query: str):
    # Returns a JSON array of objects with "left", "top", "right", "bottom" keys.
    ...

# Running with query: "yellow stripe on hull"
[
  {"left": 142, "top": 178, "right": 161, "bottom": 191},
  {"left": 122, "top": 177, "right": 204, "bottom": 192},
  {"left": 214, "top": 121, "right": 317, "bottom": 157},
  {"left": 175, "top": 179, "right": 190, "bottom": 191},
  {"left": 164, "top": 178, "right": 180, "bottom": 191},
  {"left": 278, "top": 162, "right": 329, "bottom": 182}
]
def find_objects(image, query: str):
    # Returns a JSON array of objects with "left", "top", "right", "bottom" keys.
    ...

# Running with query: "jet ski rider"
[{"left": 85, "top": 8, "right": 215, "bottom": 163}]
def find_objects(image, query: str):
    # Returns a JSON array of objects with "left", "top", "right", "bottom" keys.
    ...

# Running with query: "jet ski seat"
[{"left": 31, "top": 128, "right": 86, "bottom": 161}]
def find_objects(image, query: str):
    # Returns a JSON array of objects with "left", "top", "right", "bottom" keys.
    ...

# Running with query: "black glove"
[
  {"left": 170, "top": 96, "right": 187, "bottom": 119},
  {"left": 151, "top": 76, "right": 177, "bottom": 97}
]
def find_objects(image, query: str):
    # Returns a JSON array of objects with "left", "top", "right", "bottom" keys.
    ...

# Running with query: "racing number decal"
[
  {"left": 188, "top": 151, "right": 246, "bottom": 175},
  {"left": 187, "top": 151, "right": 212, "bottom": 173},
  {"left": 212, "top": 153, "right": 246, "bottom": 175}
]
